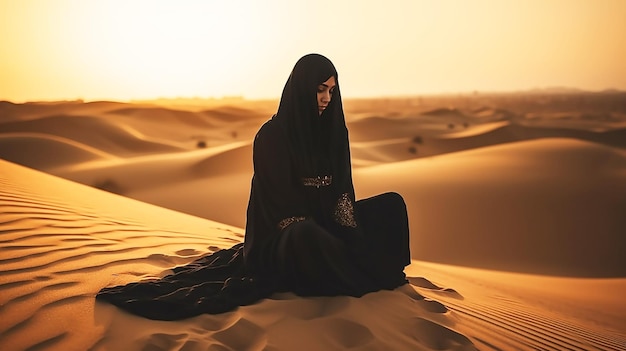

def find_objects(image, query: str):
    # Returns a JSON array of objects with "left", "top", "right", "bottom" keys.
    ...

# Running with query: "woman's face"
[{"left": 317, "top": 76, "right": 336, "bottom": 115}]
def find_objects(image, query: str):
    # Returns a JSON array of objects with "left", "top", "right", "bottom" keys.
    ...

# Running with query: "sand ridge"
[{"left": 406, "top": 263, "right": 626, "bottom": 350}]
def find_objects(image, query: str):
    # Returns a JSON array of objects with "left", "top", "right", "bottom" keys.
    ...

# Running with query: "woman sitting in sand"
[
  {"left": 244, "top": 53, "right": 411, "bottom": 296},
  {"left": 97, "top": 54, "right": 410, "bottom": 319}
]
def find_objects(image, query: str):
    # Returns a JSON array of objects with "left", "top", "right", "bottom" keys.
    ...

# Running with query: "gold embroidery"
[
  {"left": 302, "top": 175, "right": 332, "bottom": 188},
  {"left": 278, "top": 216, "right": 306, "bottom": 230},
  {"left": 334, "top": 193, "right": 357, "bottom": 228}
]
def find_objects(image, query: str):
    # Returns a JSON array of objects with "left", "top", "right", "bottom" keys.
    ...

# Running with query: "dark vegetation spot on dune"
[
  {"left": 197, "top": 140, "right": 207, "bottom": 148},
  {"left": 408, "top": 135, "right": 424, "bottom": 154},
  {"left": 231, "top": 131, "right": 238, "bottom": 138},
  {"left": 448, "top": 123, "right": 455, "bottom": 129},
  {"left": 93, "top": 178, "right": 125, "bottom": 195}
]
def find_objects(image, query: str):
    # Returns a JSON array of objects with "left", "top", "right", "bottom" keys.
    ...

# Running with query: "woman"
[
  {"left": 244, "top": 53, "right": 411, "bottom": 297},
  {"left": 97, "top": 54, "right": 410, "bottom": 320}
]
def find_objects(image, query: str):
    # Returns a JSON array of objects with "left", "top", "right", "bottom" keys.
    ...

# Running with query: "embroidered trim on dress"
[
  {"left": 334, "top": 193, "right": 357, "bottom": 228},
  {"left": 302, "top": 175, "right": 332, "bottom": 188},
  {"left": 278, "top": 216, "right": 306, "bottom": 230}
]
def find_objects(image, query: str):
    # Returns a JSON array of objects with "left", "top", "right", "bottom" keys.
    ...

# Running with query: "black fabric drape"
[
  {"left": 96, "top": 193, "right": 410, "bottom": 320},
  {"left": 96, "top": 243, "right": 267, "bottom": 320}
]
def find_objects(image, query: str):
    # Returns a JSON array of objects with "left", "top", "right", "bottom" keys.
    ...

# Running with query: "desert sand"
[{"left": 1, "top": 92, "right": 625, "bottom": 350}]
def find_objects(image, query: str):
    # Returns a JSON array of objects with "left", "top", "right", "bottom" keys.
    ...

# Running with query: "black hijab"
[
  {"left": 273, "top": 53, "right": 350, "bottom": 180},
  {"left": 244, "top": 53, "right": 358, "bottom": 270}
]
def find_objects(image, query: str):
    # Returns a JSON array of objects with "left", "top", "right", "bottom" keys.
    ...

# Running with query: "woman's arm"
[{"left": 252, "top": 122, "right": 308, "bottom": 231}]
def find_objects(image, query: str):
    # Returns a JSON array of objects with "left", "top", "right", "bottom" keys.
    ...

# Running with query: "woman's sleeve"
[
  {"left": 333, "top": 192, "right": 358, "bottom": 228},
  {"left": 253, "top": 126, "right": 308, "bottom": 231}
]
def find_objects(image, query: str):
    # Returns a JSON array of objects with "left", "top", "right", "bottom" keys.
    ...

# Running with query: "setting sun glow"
[{"left": 1, "top": 0, "right": 625, "bottom": 102}]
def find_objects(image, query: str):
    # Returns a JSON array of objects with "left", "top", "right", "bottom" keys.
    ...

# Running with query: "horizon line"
[{"left": 2, "top": 87, "right": 625, "bottom": 105}]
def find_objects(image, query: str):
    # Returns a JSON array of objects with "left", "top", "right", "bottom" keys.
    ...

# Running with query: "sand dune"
[
  {"left": 53, "top": 141, "right": 248, "bottom": 185},
  {"left": 471, "top": 107, "right": 517, "bottom": 120},
  {"left": 349, "top": 115, "right": 626, "bottom": 161},
  {"left": 0, "top": 133, "right": 116, "bottom": 170},
  {"left": 355, "top": 138, "right": 626, "bottom": 277},
  {"left": 105, "top": 106, "right": 265, "bottom": 150},
  {"left": 200, "top": 105, "right": 268, "bottom": 123},
  {"left": 128, "top": 171, "right": 253, "bottom": 231},
  {"left": 350, "top": 138, "right": 416, "bottom": 165},
  {"left": 109, "top": 107, "right": 218, "bottom": 128},
  {"left": 2, "top": 159, "right": 625, "bottom": 350},
  {"left": 519, "top": 111, "right": 626, "bottom": 132},
  {"left": 47, "top": 141, "right": 253, "bottom": 225},
  {"left": 348, "top": 115, "right": 447, "bottom": 142},
  {"left": 190, "top": 143, "right": 253, "bottom": 177},
  {"left": 0, "top": 100, "right": 130, "bottom": 122},
  {"left": 0, "top": 114, "right": 184, "bottom": 158}
]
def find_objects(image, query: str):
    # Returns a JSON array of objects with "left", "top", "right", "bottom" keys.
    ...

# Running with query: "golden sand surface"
[{"left": 1, "top": 93, "right": 625, "bottom": 350}]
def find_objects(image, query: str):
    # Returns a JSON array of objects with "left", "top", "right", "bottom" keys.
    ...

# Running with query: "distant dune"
[
  {"left": 200, "top": 105, "right": 268, "bottom": 123},
  {"left": 191, "top": 143, "right": 253, "bottom": 177},
  {"left": 355, "top": 137, "right": 626, "bottom": 277},
  {"left": 0, "top": 133, "right": 115, "bottom": 170},
  {"left": 0, "top": 100, "right": 131, "bottom": 122},
  {"left": 0, "top": 114, "right": 183, "bottom": 158},
  {"left": 110, "top": 107, "right": 218, "bottom": 128}
]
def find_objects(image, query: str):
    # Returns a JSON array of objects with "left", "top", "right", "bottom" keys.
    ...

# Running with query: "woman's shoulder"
[
  {"left": 256, "top": 118, "right": 275, "bottom": 136},
  {"left": 253, "top": 117, "right": 290, "bottom": 164},
  {"left": 255, "top": 116, "right": 286, "bottom": 145}
]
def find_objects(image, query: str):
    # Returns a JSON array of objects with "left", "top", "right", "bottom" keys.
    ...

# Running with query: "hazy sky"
[{"left": 1, "top": 0, "right": 625, "bottom": 102}]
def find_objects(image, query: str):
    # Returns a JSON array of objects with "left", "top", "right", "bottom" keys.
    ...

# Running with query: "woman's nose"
[{"left": 322, "top": 91, "right": 331, "bottom": 102}]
